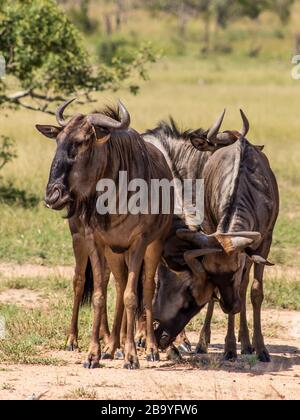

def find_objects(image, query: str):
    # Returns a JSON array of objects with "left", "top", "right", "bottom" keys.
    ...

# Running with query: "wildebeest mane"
[{"left": 145, "top": 117, "right": 207, "bottom": 143}]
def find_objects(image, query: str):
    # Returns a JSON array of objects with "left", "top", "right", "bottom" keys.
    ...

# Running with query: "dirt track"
[
  {"left": 0, "top": 264, "right": 300, "bottom": 400},
  {"left": 0, "top": 330, "right": 299, "bottom": 400}
]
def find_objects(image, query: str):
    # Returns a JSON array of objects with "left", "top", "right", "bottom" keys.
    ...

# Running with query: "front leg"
[
  {"left": 224, "top": 314, "right": 237, "bottom": 361},
  {"left": 83, "top": 231, "right": 105, "bottom": 369},
  {"left": 67, "top": 233, "right": 88, "bottom": 351},
  {"left": 101, "top": 250, "right": 127, "bottom": 360},
  {"left": 196, "top": 298, "right": 215, "bottom": 354}
]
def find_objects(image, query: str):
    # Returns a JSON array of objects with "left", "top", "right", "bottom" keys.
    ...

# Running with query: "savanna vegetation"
[{"left": 0, "top": 0, "right": 300, "bottom": 366}]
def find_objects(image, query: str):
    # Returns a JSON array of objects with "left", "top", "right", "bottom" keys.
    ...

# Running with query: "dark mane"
[{"left": 145, "top": 117, "right": 207, "bottom": 143}]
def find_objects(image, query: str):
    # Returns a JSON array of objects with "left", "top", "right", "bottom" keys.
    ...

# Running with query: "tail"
[
  {"left": 136, "top": 261, "right": 144, "bottom": 317},
  {"left": 81, "top": 258, "right": 94, "bottom": 306}
]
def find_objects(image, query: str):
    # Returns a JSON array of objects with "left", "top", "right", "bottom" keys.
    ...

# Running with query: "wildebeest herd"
[{"left": 36, "top": 99, "right": 279, "bottom": 369}]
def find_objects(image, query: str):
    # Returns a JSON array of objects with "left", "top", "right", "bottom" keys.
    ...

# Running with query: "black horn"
[{"left": 56, "top": 98, "right": 76, "bottom": 127}]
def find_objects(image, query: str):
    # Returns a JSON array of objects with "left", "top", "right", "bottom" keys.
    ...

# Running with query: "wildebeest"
[
  {"left": 149, "top": 111, "right": 279, "bottom": 362},
  {"left": 36, "top": 99, "right": 173, "bottom": 369}
]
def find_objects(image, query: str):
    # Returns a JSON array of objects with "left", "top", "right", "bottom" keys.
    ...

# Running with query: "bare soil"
[{"left": 0, "top": 263, "right": 300, "bottom": 400}]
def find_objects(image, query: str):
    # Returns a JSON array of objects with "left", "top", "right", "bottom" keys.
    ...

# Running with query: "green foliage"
[
  {"left": 0, "top": 135, "right": 16, "bottom": 172},
  {"left": 0, "top": 0, "right": 157, "bottom": 113}
]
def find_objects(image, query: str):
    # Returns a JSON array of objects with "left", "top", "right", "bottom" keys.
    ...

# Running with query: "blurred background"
[{"left": 0, "top": 0, "right": 300, "bottom": 297}]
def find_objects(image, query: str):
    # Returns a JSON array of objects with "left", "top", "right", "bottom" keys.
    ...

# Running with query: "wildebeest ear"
[
  {"left": 248, "top": 254, "right": 274, "bottom": 266},
  {"left": 190, "top": 137, "right": 215, "bottom": 152},
  {"left": 35, "top": 124, "right": 62, "bottom": 139},
  {"left": 96, "top": 133, "right": 111, "bottom": 144}
]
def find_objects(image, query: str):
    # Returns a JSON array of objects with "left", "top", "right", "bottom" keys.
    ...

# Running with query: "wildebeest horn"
[
  {"left": 176, "top": 229, "right": 221, "bottom": 249},
  {"left": 56, "top": 98, "right": 76, "bottom": 127},
  {"left": 184, "top": 248, "right": 222, "bottom": 272},
  {"left": 240, "top": 109, "right": 249, "bottom": 137},
  {"left": 215, "top": 231, "right": 261, "bottom": 255},
  {"left": 177, "top": 228, "right": 261, "bottom": 256},
  {"left": 87, "top": 100, "right": 130, "bottom": 130},
  {"left": 207, "top": 109, "right": 226, "bottom": 143}
]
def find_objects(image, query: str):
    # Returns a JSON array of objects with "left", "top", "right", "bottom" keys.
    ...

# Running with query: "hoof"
[
  {"left": 223, "top": 351, "right": 237, "bottom": 361},
  {"left": 136, "top": 338, "right": 146, "bottom": 349},
  {"left": 257, "top": 349, "right": 271, "bottom": 363},
  {"left": 241, "top": 346, "right": 254, "bottom": 355},
  {"left": 177, "top": 342, "right": 192, "bottom": 353},
  {"left": 115, "top": 349, "right": 125, "bottom": 360},
  {"left": 83, "top": 360, "right": 100, "bottom": 369},
  {"left": 101, "top": 352, "right": 113, "bottom": 360},
  {"left": 146, "top": 350, "right": 160, "bottom": 362},
  {"left": 123, "top": 360, "right": 140, "bottom": 370},
  {"left": 195, "top": 344, "right": 208, "bottom": 355},
  {"left": 66, "top": 344, "right": 78, "bottom": 352},
  {"left": 167, "top": 347, "right": 182, "bottom": 362}
]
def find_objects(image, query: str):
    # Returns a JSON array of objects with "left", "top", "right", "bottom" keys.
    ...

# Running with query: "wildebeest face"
[
  {"left": 36, "top": 114, "right": 96, "bottom": 210},
  {"left": 203, "top": 252, "right": 246, "bottom": 314},
  {"left": 153, "top": 264, "right": 213, "bottom": 349}
]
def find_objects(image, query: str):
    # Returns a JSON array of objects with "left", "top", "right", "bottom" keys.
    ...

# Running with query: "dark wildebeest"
[
  {"left": 148, "top": 111, "right": 279, "bottom": 362},
  {"left": 36, "top": 99, "right": 173, "bottom": 369}
]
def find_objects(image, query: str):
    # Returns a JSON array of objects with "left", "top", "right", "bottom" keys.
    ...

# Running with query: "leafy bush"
[{"left": 0, "top": 135, "right": 17, "bottom": 173}]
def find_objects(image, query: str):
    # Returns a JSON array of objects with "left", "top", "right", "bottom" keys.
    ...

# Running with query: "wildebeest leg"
[
  {"left": 144, "top": 240, "right": 163, "bottom": 362},
  {"left": 83, "top": 231, "right": 105, "bottom": 369},
  {"left": 166, "top": 344, "right": 183, "bottom": 362},
  {"left": 102, "top": 251, "right": 126, "bottom": 360},
  {"left": 175, "top": 329, "right": 192, "bottom": 353},
  {"left": 195, "top": 299, "right": 215, "bottom": 354},
  {"left": 115, "top": 309, "right": 127, "bottom": 360},
  {"left": 224, "top": 313, "right": 237, "bottom": 360},
  {"left": 135, "top": 312, "right": 146, "bottom": 349},
  {"left": 251, "top": 262, "right": 270, "bottom": 362},
  {"left": 66, "top": 233, "right": 88, "bottom": 351},
  {"left": 239, "top": 260, "right": 253, "bottom": 355},
  {"left": 123, "top": 242, "right": 146, "bottom": 369},
  {"left": 99, "top": 265, "right": 111, "bottom": 346}
]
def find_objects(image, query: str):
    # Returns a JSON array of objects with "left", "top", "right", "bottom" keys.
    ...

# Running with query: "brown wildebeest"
[
  {"left": 151, "top": 111, "right": 279, "bottom": 362},
  {"left": 36, "top": 99, "right": 173, "bottom": 369}
]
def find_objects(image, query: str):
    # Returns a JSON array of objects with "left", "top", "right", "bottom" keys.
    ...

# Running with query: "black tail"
[
  {"left": 136, "top": 261, "right": 144, "bottom": 317},
  {"left": 81, "top": 258, "right": 94, "bottom": 306}
]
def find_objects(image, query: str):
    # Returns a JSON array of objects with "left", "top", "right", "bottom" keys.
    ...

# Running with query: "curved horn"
[
  {"left": 56, "top": 98, "right": 76, "bottom": 127},
  {"left": 184, "top": 248, "right": 222, "bottom": 270},
  {"left": 215, "top": 231, "right": 261, "bottom": 255},
  {"left": 176, "top": 229, "right": 220, "bottom": 249},
  {"left": 118, "top": 100, "right": 131, "bottom": 128},
  {"left": 207, "top": 109, "right": 226, "bottom": 143},
  {"left": 87, "top": 100, "right": 130, "bottom": 130},
  {"left": 240, "top": 109, "right": 249, "bottom": 137}
]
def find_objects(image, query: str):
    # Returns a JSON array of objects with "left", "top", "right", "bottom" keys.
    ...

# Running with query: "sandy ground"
[{"left": 0, "top": 263, "right": 300, "bottom": 400}]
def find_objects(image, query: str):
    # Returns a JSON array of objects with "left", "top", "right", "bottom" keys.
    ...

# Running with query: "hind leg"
[
  {"left": 239, "top": 260, "right": 254, "bottom": 355},
  {"left": 67, "top": 232, "right": 88, "bottom": 351},
  {"left": 99, "top": 264, "right": 111, "bottom": 346},
  {"left": 135, "top": 312, "right": 147, "bottom": 349},
  {"left": 251, "top": 237, "right": 272, "bottom": 362}
]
